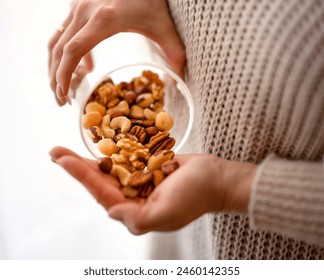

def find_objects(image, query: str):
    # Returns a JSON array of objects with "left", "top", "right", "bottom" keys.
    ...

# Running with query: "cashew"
[
  {"left": 144, "top": 108, "right": 157, "bottom": 121},
  {"left": 107, "top": 100, "right": 130, "bottom": 116},
  {"left": 97, "top": 138, "right": 118, "bottom": 156},
  {"left": 111, "top": 165, "right": 131, "bottom": 187},
  {"left": 129, "top": 105, "right": 145, "bottom": 119},
  {"left": 82, "top": 112, "right": 103, "bottom": 129},
  {"left": 155, "top": 111, "right": 174, "bottom": 131},
  {"left": 147, "top": 150, "right": 175, "bottom": 171},
  {"left": 85, "top": 102, "right": 106, "bottom": 116},
  {"left": 100, "top": 115, "right": 116, "bottom": 139},
  {"left": 110, "top": 116, "right": 131, "bottom": 133}
]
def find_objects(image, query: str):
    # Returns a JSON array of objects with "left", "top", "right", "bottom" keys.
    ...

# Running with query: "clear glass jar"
[{"left": 70, "top": 33, "right": 194, "bottom": 158}]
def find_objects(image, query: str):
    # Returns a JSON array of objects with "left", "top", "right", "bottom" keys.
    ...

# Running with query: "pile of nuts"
[{"left": 82, "top": 70, "right": 179, "bottom": 198}]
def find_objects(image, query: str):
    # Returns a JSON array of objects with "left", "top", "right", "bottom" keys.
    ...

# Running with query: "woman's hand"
[
  {"left": 50, "top": 146, "right": 256, "bottom": 235},
  {"left": 48, "top": 0, "right": 186, "bottom": 105}
]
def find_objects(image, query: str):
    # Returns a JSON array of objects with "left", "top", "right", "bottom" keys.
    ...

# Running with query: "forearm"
[{"left": 248, "top": 154, "right": 324, "bottom": 246}]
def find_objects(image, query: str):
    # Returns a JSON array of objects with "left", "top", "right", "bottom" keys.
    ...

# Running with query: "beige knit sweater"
[{"left": 149, "top": 0, "right": 324, "bottom": 259}]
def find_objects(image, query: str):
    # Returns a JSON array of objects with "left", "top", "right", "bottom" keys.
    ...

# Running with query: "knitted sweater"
[{"left": 149, "top": 0, "right": 324, "bottom": 260}]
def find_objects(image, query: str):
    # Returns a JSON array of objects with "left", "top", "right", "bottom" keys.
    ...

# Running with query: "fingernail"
[
  {"left": 56, "top": 84, "right": 64, "bottom": 100},
  {"left": 49, "top": 149, "right": 59, "bottom": 163}
]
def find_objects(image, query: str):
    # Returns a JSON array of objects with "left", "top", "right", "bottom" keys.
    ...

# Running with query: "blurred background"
[{"left": 0, "top": 0, "right": 150, "bottom": 259}]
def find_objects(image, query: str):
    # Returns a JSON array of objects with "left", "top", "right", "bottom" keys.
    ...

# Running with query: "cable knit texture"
[{"left": 149, "top": 0, "right": 324, "bottom": 259}]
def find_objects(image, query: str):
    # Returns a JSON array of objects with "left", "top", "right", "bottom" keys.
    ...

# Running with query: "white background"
[{"left": 0, "top": 0, "right": 150, "bottom": 259}]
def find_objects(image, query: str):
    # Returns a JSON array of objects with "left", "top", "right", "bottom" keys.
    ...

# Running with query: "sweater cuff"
[{"left": 248, "top": 154, "right": 324, "bottom": 246}]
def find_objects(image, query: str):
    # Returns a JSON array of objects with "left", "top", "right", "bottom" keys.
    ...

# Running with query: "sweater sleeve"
[{"left": 248, "top": 154, "right": 324, "bottom": 246}]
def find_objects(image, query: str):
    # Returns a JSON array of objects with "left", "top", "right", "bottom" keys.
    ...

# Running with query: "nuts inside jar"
[{"left": 82, "top": 70, "right": 178, "bottom": 198}]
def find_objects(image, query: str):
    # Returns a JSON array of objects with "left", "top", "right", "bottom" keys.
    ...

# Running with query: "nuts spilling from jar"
[{"left": 82, "top": 70, "right": 179, "bottom": 198}]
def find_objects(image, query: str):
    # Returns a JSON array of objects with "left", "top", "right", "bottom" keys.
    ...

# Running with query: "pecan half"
[
  {"left": 128, "top": 170, "right": 153, "bottom": 188},
  {"left": 145, "top": 126, "right": 159, "bottom": 139},
  {"left": 152, "top": 137, "right": 175, "bottom": 154},
  {"left": 130, "top": 119, "right": 155, "bottom": 127},
  {"left": 145, "top": 132, "right": 175, "bottom": 154},
  {"left": 138, "top": 182, "right": 154, "bottom": 198},
  {"left": 129, "top": 125, "right": 146, "bottom": 144}
]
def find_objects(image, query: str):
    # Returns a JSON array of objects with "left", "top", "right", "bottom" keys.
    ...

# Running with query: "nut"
[
  {"left": 145, "top": 131, "right": 175, "bottom": 154},
  {"left": 152, "top": 101, "right": 164, "bottom": 113},
  {"left": 110, "top": 116, "right": 132, "bottom": 133},
  {"left": 107, "top": 100, "right": 130, "bottom": 116},
  {"left": 122, "top": 187, "right": 139, "bottom": 198},
  {"left": 82, "top": 112, "right": 103, "bottom": 129},
  {"left": 124, "top": 91, "right": 137, "bottom": 104},
  {"left": 161, "top": 159, "right": 180, "bottom": 176},
  {"left": 155, "top": 111, "right": 174, "bottom": 131},
  {"left": 114, "top": 132, "right": 138, "bottom": 143},
  {"left": 101, "top": 115, "right": 116, "bottom": 139},
  {"left": 144, "top": 108, "right": 157, "bottom": 121},
  {"left": 151, "top": 137, "right": 176, "bottom": 154},
  {"left": 110, "top": 110, "right": 126, "bottom": 119},
  {"left": 153, "top": 170, "right": 165, "bottom": 187},
  {"left": 111, "top": 154, "right": 136, "bottom": 173},
  {"left": 97, "top": 138, "right": 118, "bottom": 156},
  {"left": 145, "top": 126, "right": 159, "bottom": 139},
  {"left": 85, "top": 102, "right": 106, "bottom": 116},
  {"left": 129, "top": 105, "right": 145, "bottom": 119},
  {"left": 117, "top": 139, "right": 150, "bottom": 170},
  {"left": 136, "top": 93, "right": 154, "bottom": 108},
  {"left": 130, "top": 119, "right": 155, "bottom": 127},
  {"left": 152, "top": 88, "right": 164, "bottom": 101},
  {"left": 107, "top": 97, "right": 120, "bottom": 108},
  {"left": 138, "top": 183, "right": 154, "bottom": 198},
  {"left": 97, "top": 82, "right": 117, "bottom": 105},
  {"left": 97, "top": 157, "right": 113, "bottom": 174},
  {"left": 128, "top": 170, "right": 153, "bottom": 188},
  {"left": 129, "top": 126, "right": 146, "bottom": 144},
  {"left": 147, "top": 150, "right": 175, "bottom": 171},
  {"left": 111, "top": 165, "right": 131, "bottom": 187},
  {"left": 87, "top": 126, "right": 103, "bottom": 143}
]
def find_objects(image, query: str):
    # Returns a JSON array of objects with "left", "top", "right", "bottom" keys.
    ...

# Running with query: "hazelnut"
[
  {"left": 97, "top": 138, "right": 118, "bottom": 156},
  {"left": 155, "top": 112, "right": 174, "bottom": 131},
  {"left": 124, "top": 91, "right": 137, "bottom": 104},
  {"left": 97, "top": 157, "right": 113, "bottom": 174}
]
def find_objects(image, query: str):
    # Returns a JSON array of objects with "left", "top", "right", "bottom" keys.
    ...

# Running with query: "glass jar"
[{"left": 70, "top": 33, "right": 194, "bottom": 158}]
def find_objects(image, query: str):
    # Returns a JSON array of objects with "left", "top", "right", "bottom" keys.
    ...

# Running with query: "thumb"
[{"left": 148, "top": 23, "right": 186, "bottom": 79}]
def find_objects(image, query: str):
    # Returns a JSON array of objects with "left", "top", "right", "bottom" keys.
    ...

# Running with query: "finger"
[
  {"left": 108, "top": 188, "right": 183, "bottom": 234},
  {"left": 48, "top": 14, "right": 74, "bottom": 75},
  {"left": 55, "top": 155, "right": 125, "bottom": 209},
  {"left": 49, "top": 146, "right": 97, "bottom": 169},
  {"left": 148, "top": 21, "right": 186, "bottom": 79},
  {"left": 50, "top": 16, "right": 88, "bottom": 96},
  {"left": 56, "top": 18, "right": 113, "bottom": 99},
  {"left": 83, "top": 53, "right": 94, "bottom": 72}
]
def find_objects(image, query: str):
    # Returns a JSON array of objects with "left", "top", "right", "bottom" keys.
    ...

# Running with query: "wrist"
[
  {"left": 209, "top": 157, "right": 257, "bottom": 215},
  {"left": 218, "top": 159, "right": 256, "bottom": 215}
]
